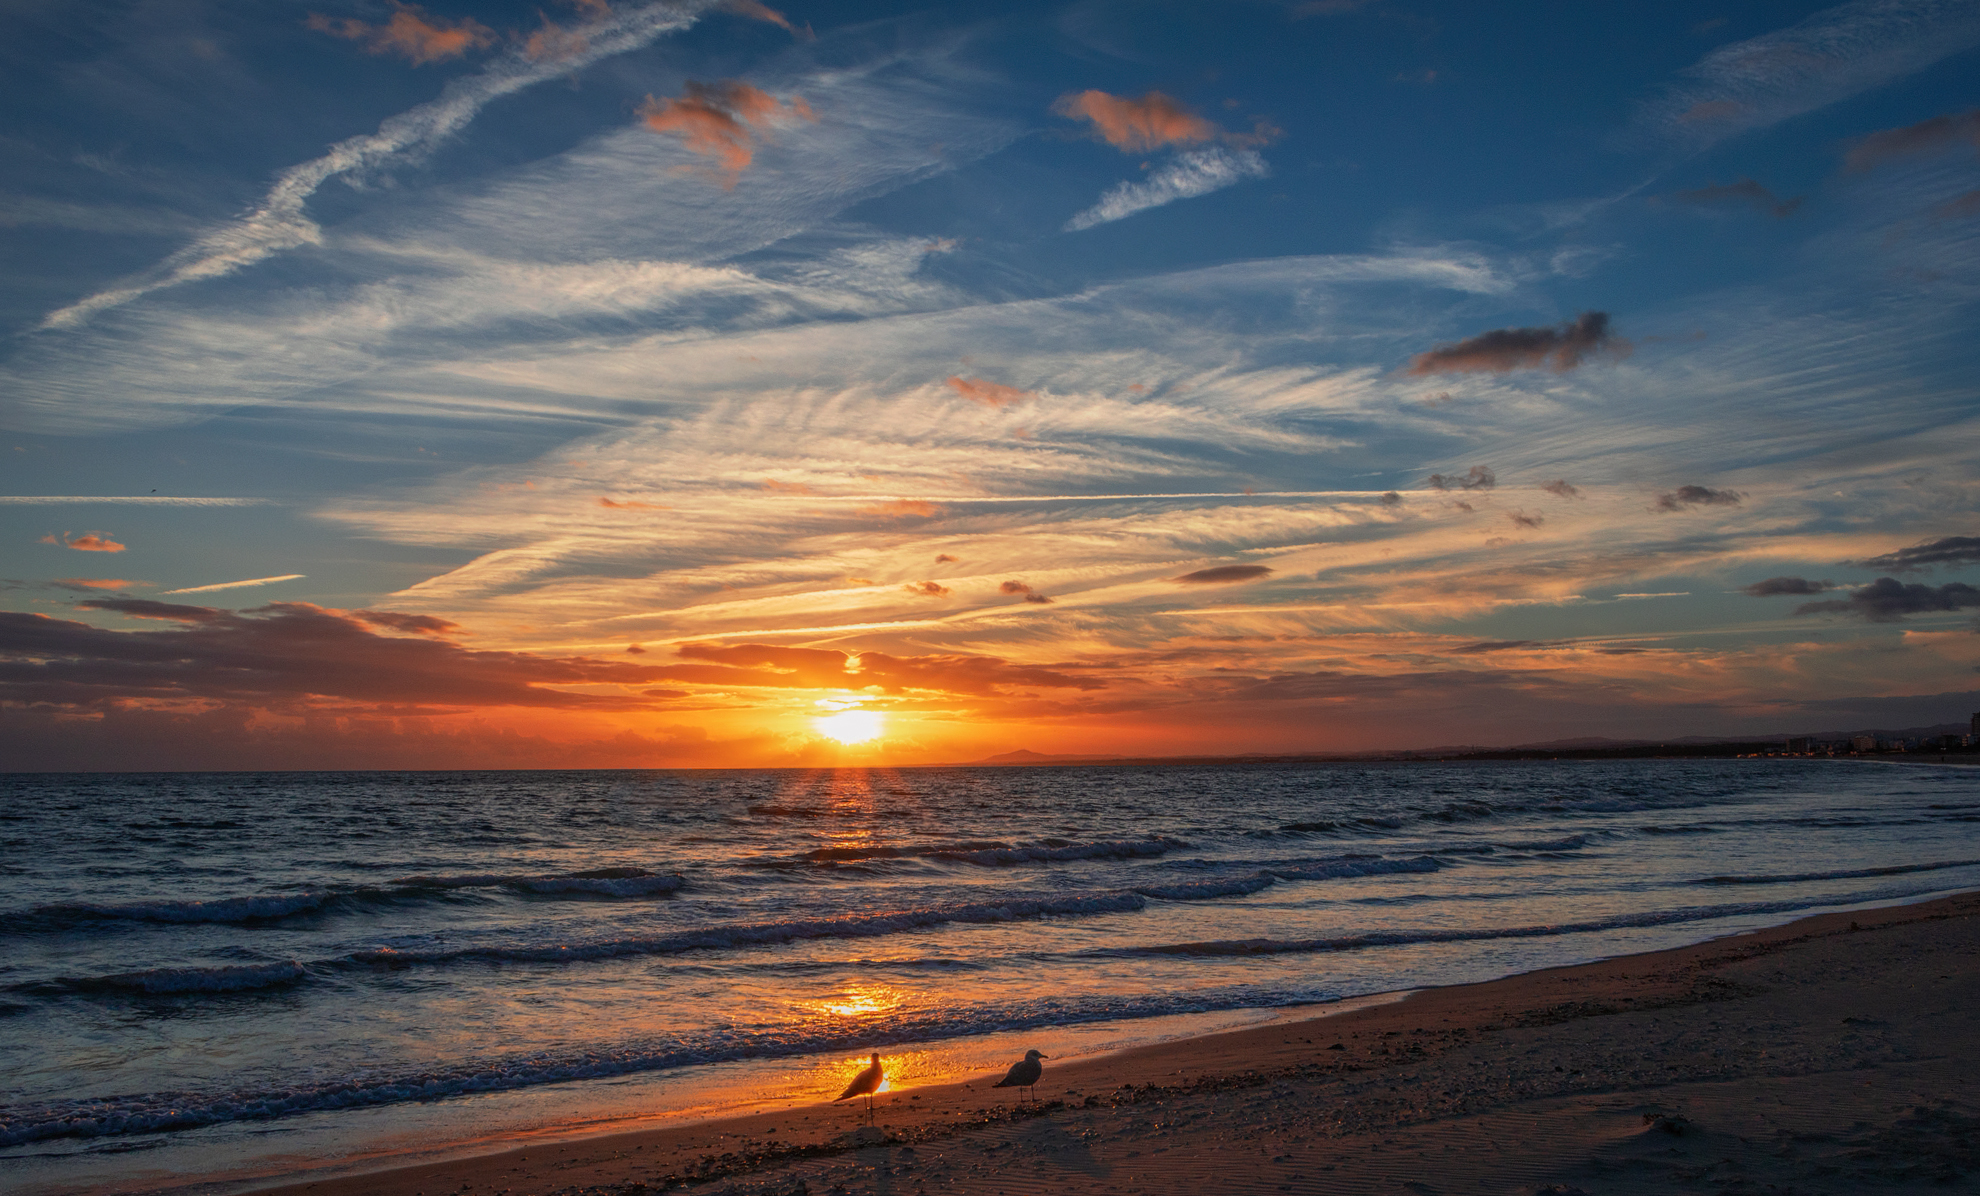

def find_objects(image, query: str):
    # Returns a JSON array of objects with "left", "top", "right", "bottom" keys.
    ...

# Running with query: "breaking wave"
[
  {"left": 6, "top": 868, "right": 685, "bottom": 931},
  {"left": 39, "top": 961, "right": 310, "bottom": 996},
  {"left": 0, "top": 983, "right": 1338, "bottom": 1148},
  {"left": 1691, "top": 858, "right": 1980, "bottom": 886}
]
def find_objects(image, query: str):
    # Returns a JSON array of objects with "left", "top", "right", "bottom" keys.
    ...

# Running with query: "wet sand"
[{"left": 244, "top": 891, "right": 1980, "bottom": 1196}]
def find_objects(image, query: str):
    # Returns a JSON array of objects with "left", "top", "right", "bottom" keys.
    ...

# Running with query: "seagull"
[
  {"left": 835, "top": 1052, "right": 883, "bottom": 1121},
  {"left": 992, "top": 1049, "right": 1049, "bottom": 1102}
]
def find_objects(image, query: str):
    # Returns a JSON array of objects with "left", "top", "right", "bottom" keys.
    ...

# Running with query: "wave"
[
  {"left": 1638, "top": 824, "right": 1724, "bottom": 835},
  {"left": 1103, "top": 887, "right": 1954, "bottom": 959},
  {"left": 6, "top": 868, "right": 685, "bottom": 931},
  {"left": 342, "top": 890, "right": 1153, "bottom": 968},
  {"left": 792, "top": 837, "right": 1188, "bottom": 868},
  {"left": 1691, "top": 858, "right": 1980, "bottom": 886},
  {"left": 390, "top": 868, "right": 685, "bottom": 897},
  {"left": 40, "top": 961, "right": 310, "bottom": 996},
  {"left": 340, "top": 857, "right": 1440, "bottom": 969},
  {"left": 14, "top": 892, "right": 336, "bottom": 929},
  {"left": 0, "top": 982, "right": 1340, "bottom": 1148}
]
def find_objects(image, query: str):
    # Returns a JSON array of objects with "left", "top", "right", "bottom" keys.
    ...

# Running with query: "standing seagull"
[
  {"left": 836, "top": 1052, "right": 884, "bottom": 1122},
  {"left": 992, "top": 1049, "right": 1049, "bottom": 1103}
]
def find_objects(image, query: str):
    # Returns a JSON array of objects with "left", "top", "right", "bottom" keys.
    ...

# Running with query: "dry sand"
[{"left": 249, "top": 892, "right": 1980, "bottom": 1196}]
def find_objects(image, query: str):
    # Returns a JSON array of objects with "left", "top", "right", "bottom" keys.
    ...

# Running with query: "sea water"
[{"left": 2, "top": 760, "right": 1977, "bottom": 1192}]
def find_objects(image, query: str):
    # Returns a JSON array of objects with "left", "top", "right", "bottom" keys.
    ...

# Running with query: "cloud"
[
  {"left": 1645, "top": 1, "right": 1980, "bottom": 148},
  {"left": 640, "top": 79, "right": 815, "bottom": 186},
  {"left": 1451, "top": 640, "right": 1554, "bottom": 654},
  {"left": 1845, "top": 109, "right": 1980, "bottom": 171},
  {"left": 1408, "top": 312, "right": 1627, "bottom": 374},
  {"left": 858, "top": 499, "right": 941, "bottom": 518},
  {"left": 1, "top": 600, "right": 675, "bottom": 711},
  {"left": 1794, "top": 576, "right": 1980, "bottom": 621},
  {"left": 1935, "top": 189, "right": 1980, "bottom": 218},
  {"left": 720, "top": 0, "right": 809, "bottom": 37},
  {"left": 935, "top": 554, "right": 959, "bottom": 563},
  {"left": 1173, "top": 565, "right": 1274, "bottom": 585},
  {"left": 1742, "top": 576, "right": 1831, "bottom": 596},
  {"left": 161, "top": 574, "right": 307, "bottom": 595},
  {"left": 1379, "top": 491, "right": 1403, "bottom": 505},
  {"left": 999, "top": 580, "right": 1054, "bottom": 604},
  {"left": 1052, "top": 90, "right": 1218, "bottom": 152},
  {"left": 1506, "top": 511, "right": 1544, "bottom": 529},
  {"left": 663, "top": 642, "right": 1098, "bottom": 693},
  {"left": 1853, "top": 535, "right": 1980, "bottom": 572},
  {"left": 38, "top": 1, "right": 706, "bottom": 329},
  {"left": 1541, "top": 479, "right": 1582, "bottom": 498},
  {"left": 598, "top": 497, "right": 671, "bottom": 510},
  {"left": 1426, "top": 466, "right": 1496, "bottom": 491},
  {"left": 52, "top": 578, "right": 137, "bottom": 592},
  {"left": 1668, "top": 178, "right": 1803, "bottom": 217},
  {"left": 307, "top": 5, "right": 496, "bottom": 66},
  {"left": 351, "top": 610, "right": 462, "bottom": 637},
  {"left": 946, "top": 376, "right": 1033, "bottom": 408},
  {"left": 1656, "top": 484, "right": 1743, "bottom": 510},
  {"left": 56, "top": 532, "right": 127, "bottom": 553},
  {"left": 902, "top": 580, "right": 951, "bottom": 598},
  {"left": 1064, "top": 146, "right": 1270, "bottom": 231}
]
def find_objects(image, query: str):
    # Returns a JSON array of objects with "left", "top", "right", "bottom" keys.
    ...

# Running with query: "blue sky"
[{"left": 4, "top": 0, "right": 1979, "bottom": 768}]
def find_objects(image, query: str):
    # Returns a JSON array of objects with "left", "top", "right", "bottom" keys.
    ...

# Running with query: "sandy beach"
[{"left": 230, "top": 890, "right": 1980, "bottom": 1196}]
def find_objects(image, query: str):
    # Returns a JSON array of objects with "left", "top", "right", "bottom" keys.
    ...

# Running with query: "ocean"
[{"left": 3, "top": 760, "right": 1977, "bottom": 1193}]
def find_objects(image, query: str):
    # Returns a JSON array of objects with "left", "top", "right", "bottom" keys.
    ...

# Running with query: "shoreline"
[{"left": 198, "top": 888, "right": 1980, "bottom": 1196}]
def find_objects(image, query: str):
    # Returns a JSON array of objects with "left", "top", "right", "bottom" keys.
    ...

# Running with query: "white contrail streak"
[
  {"left": 0, "top": 496, "right": 272, "bottom": 505},
  {"left": 162, "top": 574, "right": 307, "bottom": 595},
  {"left": 37, "top": 1, "right": 715, "bottom": 330}
]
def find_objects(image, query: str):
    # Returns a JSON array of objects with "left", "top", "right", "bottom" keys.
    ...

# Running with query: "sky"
[{"left": 3, "top": 0, "right": 1979, "bottom": 770}]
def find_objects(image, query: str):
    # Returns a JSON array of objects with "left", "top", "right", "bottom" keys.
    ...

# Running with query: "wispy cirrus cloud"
[
  {"left": 36, "top": 0, "right": 716, "bottom": 330},
  {"left": 1643, "top": 0, "right": 1980, "bottom": 148},
  {"left": 1056, "top": 89, "right": 1277, "bottom": 230},
  {"left": 1065, "top": 145, "right": 1270, "bottom": 231}
]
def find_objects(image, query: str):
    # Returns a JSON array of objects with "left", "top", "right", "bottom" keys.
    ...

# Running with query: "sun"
[{"left": 814, "top": 709, "right": 884, "bottom": 744}]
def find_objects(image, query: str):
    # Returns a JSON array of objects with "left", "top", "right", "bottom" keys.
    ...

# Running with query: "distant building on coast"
[
  {"left": 1785, "top": 737, "right": 1812, "bottom": 754},
  {"left": 1850, "top": 734, "right": 1877, "bottom": 753}
]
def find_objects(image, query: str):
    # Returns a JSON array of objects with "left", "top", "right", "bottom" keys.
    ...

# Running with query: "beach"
[{"left": 236, "top": 889, "right": 1979, "bottom": 1196}]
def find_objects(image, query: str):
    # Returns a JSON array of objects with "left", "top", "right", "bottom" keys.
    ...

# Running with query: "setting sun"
[{"left": 813, "top": 709, "right": 884, "bottom": 744}]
